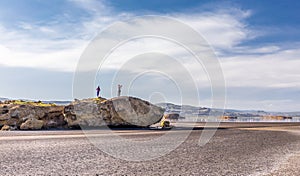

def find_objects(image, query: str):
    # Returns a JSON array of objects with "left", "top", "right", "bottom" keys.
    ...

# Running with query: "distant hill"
[
  {"left": 156, "top": 103, "right": 300, "bottom": 117},
  {"left": 156, "top": 103, "right": 211, "bottom": 116},
  {"left": 0, "top": 97, "right": 9, "bottom": 101}
]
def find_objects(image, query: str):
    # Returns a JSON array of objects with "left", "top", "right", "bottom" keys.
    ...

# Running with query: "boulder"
[
  {"left": 20, "top": 117, "right": 44, "bottom": 130},
  {"left": 1, "top": 125, "right": 11, "bottom": 131},
  {"left": 64, "top": 96, "right": 165, "bottom": 128}
]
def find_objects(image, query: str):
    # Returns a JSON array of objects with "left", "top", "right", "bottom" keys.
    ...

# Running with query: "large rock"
[
  {"left": 20, "top": 117, "right": 44, "bottom": 130},
  {"left": 0, "top": 96, "right": 165, "bottom": 130},
  {"left": 64, "top": 96, "right": 165, "bottom": 128}
]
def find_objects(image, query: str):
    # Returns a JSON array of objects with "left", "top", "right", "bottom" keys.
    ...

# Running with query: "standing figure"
[
  {"left": 96, "top": 86, "right": 101, "bottom": 97},
  {"left": 117, "top": 84, "right": 122, "bottom": 97}
]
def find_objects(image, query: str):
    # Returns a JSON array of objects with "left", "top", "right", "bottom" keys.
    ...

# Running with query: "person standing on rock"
[
  {"left": 117, "top": 84, "right": 122, "bottom": 97},
  {"left": 96, "top": 86, "right": 101, "bottom": 97}
]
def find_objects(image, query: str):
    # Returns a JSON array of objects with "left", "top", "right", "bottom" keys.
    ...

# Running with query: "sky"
[{"left": 0, "top": 0, "right": 299, "bottom": 111}]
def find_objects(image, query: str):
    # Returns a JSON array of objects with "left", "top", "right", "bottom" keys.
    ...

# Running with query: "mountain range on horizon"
[{"left": 156, "top": 103, "right": 300, "bottom": 118}]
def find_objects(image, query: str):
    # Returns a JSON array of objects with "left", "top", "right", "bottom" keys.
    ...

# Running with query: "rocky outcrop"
[
  {"left": 0, "top": 96, "right": 165, "bottom": 130},
  {"left": 0, "top": 103, "right": 66, "bottom": 130},
  {"left": 64, "top": 96, "right": 165, "bottom": 128}
]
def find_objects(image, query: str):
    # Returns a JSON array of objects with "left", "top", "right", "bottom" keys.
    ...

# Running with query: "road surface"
[{"left": 0, "top": 122, "right": 300, "bottom": 175}]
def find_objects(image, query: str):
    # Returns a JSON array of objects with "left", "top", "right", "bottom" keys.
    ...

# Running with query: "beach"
[{"left": 0, "top": 122, "right": 300, "bottom": 175}]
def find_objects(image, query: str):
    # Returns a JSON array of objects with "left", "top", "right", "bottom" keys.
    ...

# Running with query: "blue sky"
[{"left": 0, "top": 0, "right": 299, "bottom": 111}]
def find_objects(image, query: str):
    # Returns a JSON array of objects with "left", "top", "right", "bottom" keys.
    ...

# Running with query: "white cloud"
[
  {"left": 0, "top": 2, "right": 254, "bottom": 72},
  {"left": 226, "top": 45, "right": 281, "bottom": 55},
  {"left": 221, "top": 48, "right": 300, "bottom": 88},
  {"left": 68, "top": 0, "right": 111, "bottom": 15},
  {"left": 0, "top": 43, "right": 85, "bottom": 72},
  {"left": 18, "top": 22, "right": 33, "bottom": 30},
  {"left": 176, "top": 12, "right": 252, "bottom": 49},
  {"left": 0, "top": 0, "right": 134, "bottom": 72}
]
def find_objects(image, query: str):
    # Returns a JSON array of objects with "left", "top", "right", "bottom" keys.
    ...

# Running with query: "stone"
[
  {"left": 1, "top": 125, "right": 11, "bottom": 131},
  {"left": 64, "top": 96, "right": 165, "bottom": 128},
  {"left": 0, "top": 114, "right": 10, "bottom": 121},
  {"left": 20, "top": 117, "right": 44, "bottom": 130},
  {"left": 10, "top": 109, "right": 19, "bottom": 118},
  {"left": 43, "top": 107, "right": 66, "bottom": 128},
  {"left": 6, "top": 118, "right": 19, "bottom": 126},
  {"left": 9, "top": 106, "right": 31, "bottom": 119},
  {"left": 1, "top": 105, "right": 9, "bottom": 114}
]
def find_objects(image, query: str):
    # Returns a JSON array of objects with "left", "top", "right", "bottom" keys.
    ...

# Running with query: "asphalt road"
[{"left": 0, "top": 123, "right": 300, "bottom": 176}]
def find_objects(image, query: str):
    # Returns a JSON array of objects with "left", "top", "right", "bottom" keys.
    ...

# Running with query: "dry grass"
[{"left": 4, "top": 100, "right": 56, "bottom": 107}]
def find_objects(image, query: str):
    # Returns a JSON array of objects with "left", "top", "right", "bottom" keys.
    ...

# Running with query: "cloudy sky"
[{"left": 0, "top": 0, "right": 299, "bottom": 112}]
